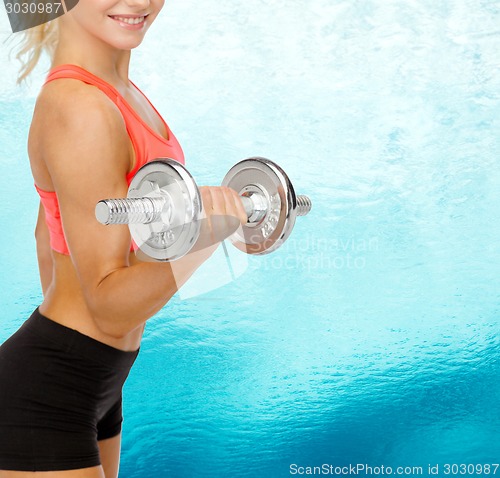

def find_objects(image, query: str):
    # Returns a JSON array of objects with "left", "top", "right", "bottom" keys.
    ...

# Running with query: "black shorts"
[{"left": 0, "top": 307, "right": 140, "bottom": 472}]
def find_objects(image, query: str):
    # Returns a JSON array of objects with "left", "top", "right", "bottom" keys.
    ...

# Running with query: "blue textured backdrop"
[{"left": 1, "top": 1, "right": 499, "bottom": 476}]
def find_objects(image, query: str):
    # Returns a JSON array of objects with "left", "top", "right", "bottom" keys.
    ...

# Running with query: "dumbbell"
[{"left": 95, "top": 157, "right": 312, "bottom": 261}]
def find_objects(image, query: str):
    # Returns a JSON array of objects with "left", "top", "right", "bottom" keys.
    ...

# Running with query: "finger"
[
  {"left": 211, "top": 187, "right": 236, "bottom": 242},
  {"left": 219, "top": 188, "right": 237, "bottom": 231},
  {"left": 218, "top": 187, "right": 238, "bottom": 234},
  {"left": 210, "top": 187, "right": 226, "bottom": 217},
  {"left": 218, "top": 187, "right": 236, "bottom": 224},
  {"left": 199, "top": 186, "right": 212, "bottom": 218},
  {"left": 198, "top": 187, "right": 216, "bottom": 240},
  {"left": 225, "top": 187, "right": 248, "bottom": 225}
]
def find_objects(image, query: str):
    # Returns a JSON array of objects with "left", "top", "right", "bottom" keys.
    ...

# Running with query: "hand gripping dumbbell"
[{"left": 95, "top": 157, "right": 312, "bottom": 261}]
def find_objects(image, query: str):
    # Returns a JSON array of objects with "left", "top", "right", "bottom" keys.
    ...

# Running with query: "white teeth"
[{"left": 113, "top": 16, "right": 145, "bottom": 25}]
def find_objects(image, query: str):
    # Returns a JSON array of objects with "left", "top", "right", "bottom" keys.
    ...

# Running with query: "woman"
[{"left": 0, "top": 0, "right": 247, "bottom": 476}]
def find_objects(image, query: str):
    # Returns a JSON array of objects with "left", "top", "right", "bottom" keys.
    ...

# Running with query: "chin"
[
  {"left": 111, "top": 38, "right": 145, "bottom": 50},
  {"left": 88, "top": 27, "right": 147, "bottom": 51}
]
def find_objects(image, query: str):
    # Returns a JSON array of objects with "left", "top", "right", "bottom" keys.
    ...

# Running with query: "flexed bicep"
[{"left": 40, "top": 80, "right": 134, "bottom": 307}]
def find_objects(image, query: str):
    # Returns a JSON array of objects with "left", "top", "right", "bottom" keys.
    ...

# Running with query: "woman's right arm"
[{"left": 38, "top": 81, "right": 247, "bottom": 339}]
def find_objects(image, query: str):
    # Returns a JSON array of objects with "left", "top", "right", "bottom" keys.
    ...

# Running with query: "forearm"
[{"left": 90, "top": 244, "right": 216, "bottom": 338}]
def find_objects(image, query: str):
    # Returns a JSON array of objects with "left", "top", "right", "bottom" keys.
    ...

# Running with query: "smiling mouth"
[{"left": 108, "top": 14, "right": 149, "bottom": 25}]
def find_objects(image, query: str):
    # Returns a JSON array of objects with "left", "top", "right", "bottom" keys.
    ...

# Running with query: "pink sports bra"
[{"left": 35, "top": 64, "right": 185, "bottom": 255}]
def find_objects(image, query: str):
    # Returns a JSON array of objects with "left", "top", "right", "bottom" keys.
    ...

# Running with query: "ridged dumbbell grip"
[
  {"left": 296, "top": 195, "right": 312, "bottom": 216},
  {"left": 95, "top": 197, "right": 166, "bottom": 225}
]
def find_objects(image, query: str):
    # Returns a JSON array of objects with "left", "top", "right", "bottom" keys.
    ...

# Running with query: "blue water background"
[{"left": 1, "top": 1, "right": 499, "bottom": 476}]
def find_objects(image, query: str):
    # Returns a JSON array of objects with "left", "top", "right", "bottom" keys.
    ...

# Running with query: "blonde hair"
[{"left": 11, "top": 20, "right": 59, "bottom": 85}]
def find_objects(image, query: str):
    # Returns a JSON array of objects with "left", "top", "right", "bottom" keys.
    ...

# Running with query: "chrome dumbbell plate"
[
  {"left": 128, "top": 159, "right": 202, "bottom": 261},
  {"left": 221, "top": 157, "right": 300, "bottom": 255}
]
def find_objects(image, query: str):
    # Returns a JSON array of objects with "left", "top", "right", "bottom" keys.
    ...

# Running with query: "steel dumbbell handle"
[
  {"left": 295, "top": 195, "right": 313, "bottom": 216},
  {"left": 95, "top": 197, "right": 167, "bottom": 225},
  {"left": 239, "top": 193, "right": 311, "bottom": 223},
  {"left": 96, "top": 190, "right": 311, "bottom": 226}
]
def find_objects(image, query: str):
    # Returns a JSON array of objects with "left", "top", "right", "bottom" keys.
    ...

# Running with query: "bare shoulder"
[
  {"left": 35, "top": 78, "right": 127, "bottom": 134},
  {"left": 30, "top": 78, "right": 131, "bottom": 181}
]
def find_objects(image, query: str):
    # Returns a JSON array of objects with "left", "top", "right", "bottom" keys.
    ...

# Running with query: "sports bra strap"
[{"left": 44, "top": 65, "right": 121, "bottom": 106}]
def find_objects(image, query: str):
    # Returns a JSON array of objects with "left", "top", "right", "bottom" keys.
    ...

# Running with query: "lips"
[{"left": 108, "top": 14, "right": 149, "bottom": 25}]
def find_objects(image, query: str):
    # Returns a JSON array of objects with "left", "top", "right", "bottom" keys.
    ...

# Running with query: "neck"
[{"left": 52, "top": 19, "right": 131, "bottom": 89}]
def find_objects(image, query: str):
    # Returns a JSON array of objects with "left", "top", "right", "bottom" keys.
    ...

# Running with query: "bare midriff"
[{"left": 39, "top": 251, "right": 144, "bottom": 352}]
